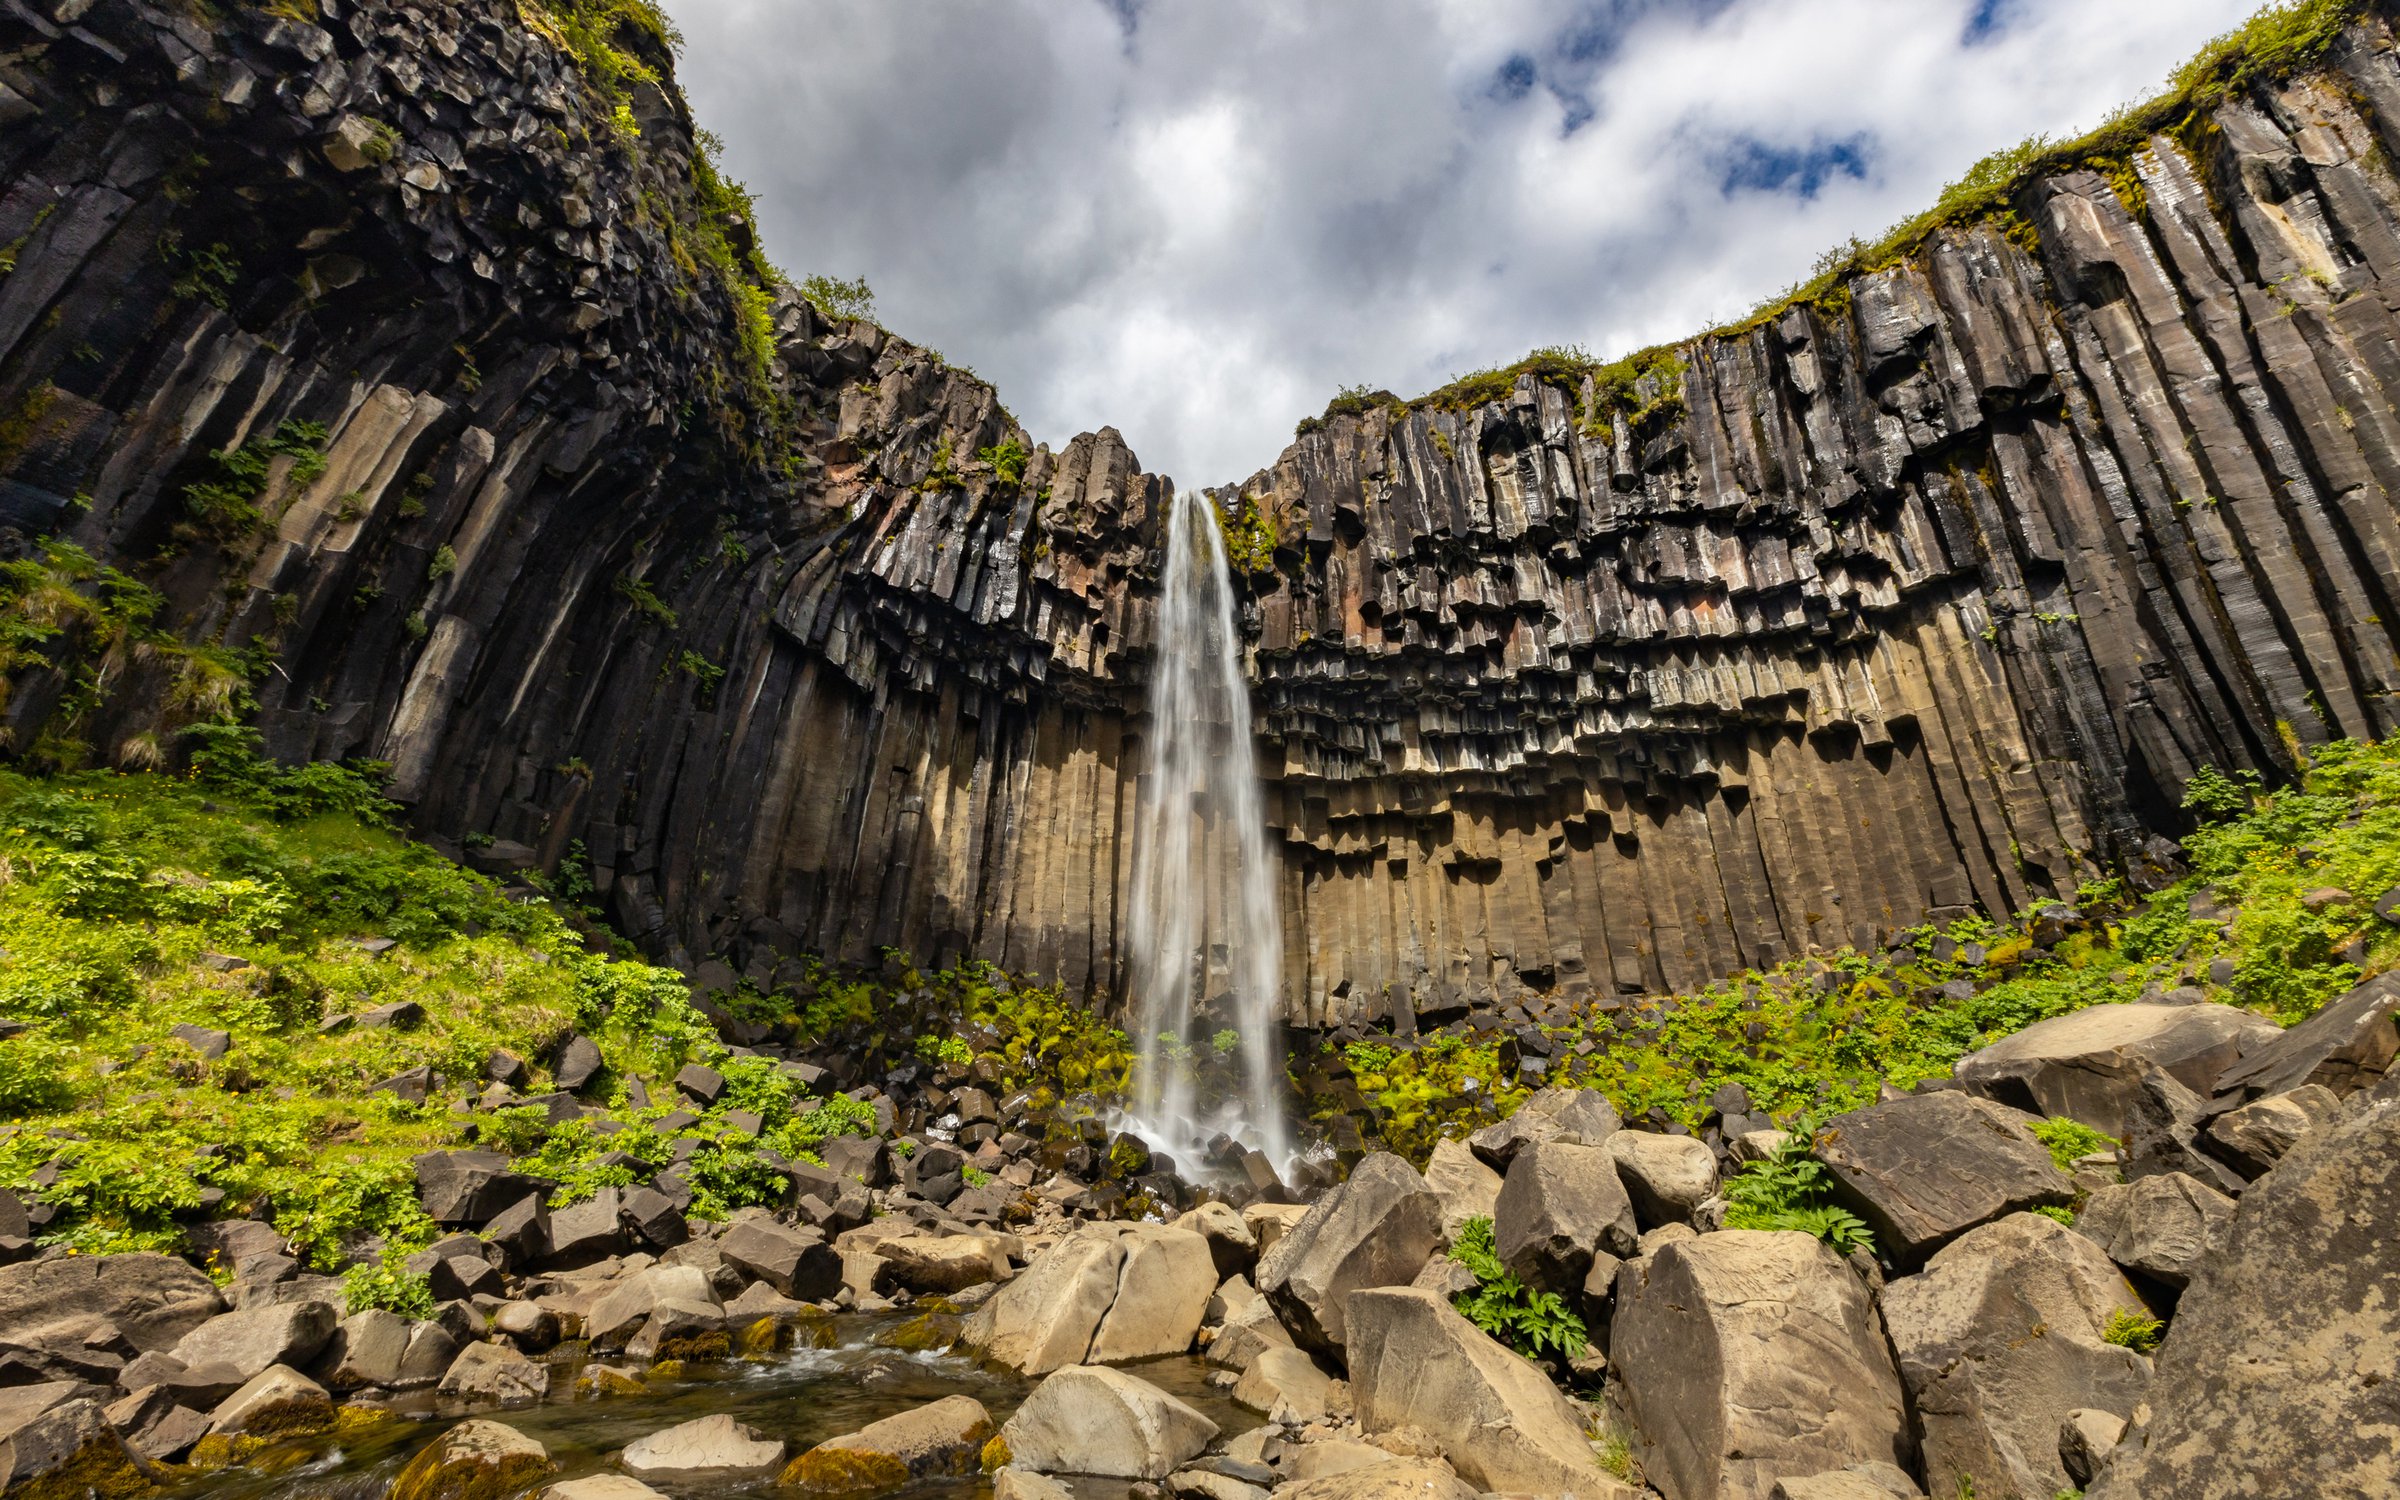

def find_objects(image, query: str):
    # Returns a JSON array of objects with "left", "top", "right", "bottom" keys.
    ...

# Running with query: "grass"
[{"left": 1314, "top": 731, "right": 2400, "bottom": 1156}]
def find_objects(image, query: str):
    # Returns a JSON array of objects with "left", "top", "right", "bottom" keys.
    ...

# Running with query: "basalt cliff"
[{"left": 10, "top": 0, "right": 2400, "bottom": 1033}]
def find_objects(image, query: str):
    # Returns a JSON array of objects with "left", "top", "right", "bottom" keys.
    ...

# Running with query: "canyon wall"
[{"left": 9, "top": 0, "right": 2400, "bottom": 1033}]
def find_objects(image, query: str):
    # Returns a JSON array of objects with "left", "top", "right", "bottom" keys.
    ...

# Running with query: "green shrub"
[
  {"left": 1446, "top": 1216, "right": 1588, "bottom": 1362},
  {"left": 1720, "top": 1121, "right": 1876, "bottom": 1256},
  {"left": 344, "top": 1254, "right": 435, "bottom": 1319},
  {"left": 2101, "top": 1308, "right": 2164, "bottom": 1354},
  {"left": 2030, "top": 1117, "right": 2115, "bottom": 1172}
]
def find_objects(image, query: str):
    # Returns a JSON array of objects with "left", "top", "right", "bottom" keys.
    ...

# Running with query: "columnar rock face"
[{"left": 17, "top": 2, "right": 2400, "bottom": 1024}]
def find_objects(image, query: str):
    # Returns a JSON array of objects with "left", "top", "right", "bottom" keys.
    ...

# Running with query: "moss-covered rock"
[
  {"left": 779, "top": 1396, "right": 993, "bottom": 1497},
  {"left": 386, "top": 1420, "right": 555, "bottom": 1500}
]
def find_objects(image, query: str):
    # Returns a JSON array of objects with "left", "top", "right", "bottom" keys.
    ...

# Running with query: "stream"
[{"left": 162, "top": 1312, "right": 1260, "bottom": 1500}]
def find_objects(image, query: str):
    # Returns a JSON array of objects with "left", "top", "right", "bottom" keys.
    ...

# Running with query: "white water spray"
[{"left": 1122, "top": 486, "right": 1292, "bottom": 1176}]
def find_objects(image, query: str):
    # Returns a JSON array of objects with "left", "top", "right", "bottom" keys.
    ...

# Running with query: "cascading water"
[{"left": 1121, "top": 486, "right": 1293, "bottom": 1175}]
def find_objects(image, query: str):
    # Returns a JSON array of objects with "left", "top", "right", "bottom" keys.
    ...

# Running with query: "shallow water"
[{"left": 166, "top": 1313, "right": 1258, "bottom": 1500}]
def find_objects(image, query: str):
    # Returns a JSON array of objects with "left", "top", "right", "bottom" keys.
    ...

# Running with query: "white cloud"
[{"left": 671, "top": 0, "right": 2260, "bottom": 484}]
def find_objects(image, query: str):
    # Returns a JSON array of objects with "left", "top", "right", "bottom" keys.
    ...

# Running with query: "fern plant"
[
  {"left": 1720, "top": 1118, "right": 1877, "bottom": 1256},
  {"left": 1447, "top": 1216, "right": 1588, "bottom": 1361}
]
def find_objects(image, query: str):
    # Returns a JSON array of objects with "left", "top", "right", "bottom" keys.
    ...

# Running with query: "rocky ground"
[{"left": 0, "top": 963, "right": 2391, "bottom": 1500}]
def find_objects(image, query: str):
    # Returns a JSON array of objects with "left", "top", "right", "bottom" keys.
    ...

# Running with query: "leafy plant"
[
  {"left": 344, "top": 1253, "right": 435, "bottom": 1319},
  {"left": 1447, "top": 1216, "right": 1588, "bottom": 1362},
  {"left": 2033, "top": 1205, "right": 2077, "bottom": 1226},
  {"left": 978, "top": 440, "right": 1029, "bottom": 488},
  {"left": 2030, "top": 1116, "right": 2115, "bottom": 1173},
  {"left": 2101, "top": 1307, "right": 2165, "bottom": 1354},
  {"left": 799, "top": 273, "right": 876, "bottom": 323},
  {"left": 1720, "top": 1120, "right": 1876, "bottom": 1256}
]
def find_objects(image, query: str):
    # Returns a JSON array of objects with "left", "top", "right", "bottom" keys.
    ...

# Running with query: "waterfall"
[{"left": 1122, "top": 485, "right": 1292, "bottom": 1176}]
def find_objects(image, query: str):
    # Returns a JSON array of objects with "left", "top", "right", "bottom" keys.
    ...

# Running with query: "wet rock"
[
  {"left": 0, "top": 1386, "right": 156, "bottom": 1499},
  {"left": 782, "top": 1394, "right": 993, "bottom": 1495},
  {"left": 718, "top": 1218, "right": 843, "bottom": 1301},
  {"left": 622, "top": 1413, "right": 785, "bottom": 1473},
  {"left": 543, "top": 1478, "right": 669, "bottom": 1500},
  {"left": 1813, "top": 1092, "right": 2072, "bottom": 1268},
  {"left": 1611, "top": 1230, "right": 1913, "bottom": 1500},
  {"left": 388, "top": 1419, "right": 554, "bottom": 1500},
  {"left": 2202, "top": 1084, "right": 2340, "bottom": 1178},
  {"left": 1346, "top": 1286, "right": 1631, "bottom": 1496},
  {"left": 1491, "top": 1140, "right": 1639, "bottom": 1293},
  {"left": 2089, "top": 1095, "right": 2400, "bottom": 1500},
  {"left": 435, "top": 1341, "right": 549, "bottom": 1406},
  {"left": 1955, "top": 1003, "right": 2278, "bottom": 1135},
  {"left": 1880, "top": 1214, "right": 2152, "bottom": 1500},
  {"left": 995, "top": 1366, "right": 1216, "bottom": 1480},
  {"left": 2075, "top": 1171, "right": 2235, "bottom": 1288},
  {"left": 992, "top": 1471, "right": 1074, "bottom": 1500},
  {"left": 204, "top": 1364, "right": 333, "bottom": 1437}
]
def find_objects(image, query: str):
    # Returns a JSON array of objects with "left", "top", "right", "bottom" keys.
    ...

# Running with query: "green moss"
[
  {"left": 386, "top": 1440, "right": 554, "bottom": 1500},
  {"left": 2101, "top": 1308, "right": 2165, "bottom": 1354},
  {"left": 781, "top": 1447, "right": 913, "bottom": 1497},
  {"left": 1219, "top": 492, "right": 1280, "bottom": 576}
]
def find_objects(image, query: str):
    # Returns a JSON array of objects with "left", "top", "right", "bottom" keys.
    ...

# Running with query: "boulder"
[
  {"left": 542, "top": 1188, "right": 629, "bottom": 1266},
  {"left": 412, "top": 1151, "right": 551, "bottom": 1226},
  {"left": 718, "top": 1218, "right": 843, "bottom": 1301},
  {"left": 1420, "top": 1138, "right": 1502, "bottom": 1245},
  {"left": 1256, "top": 1154, "right": 1443, "bottom": 1358},
  {"left": 545, "top": 1480, "right": 667, "bottom": 1500},
  {"left": 1282, "top": 1443, "right": 1401, "bottom": 1483},
  {"left": 1766, "top": 1464, "right": 1924, "bottom": 1500},
  {"left": 1276, "top": 1459, "right": 1480, "bottom": 1500},
  {"left": 1230, "top": 1345, "right": 1333, "bottom": 1422},
  {"left": 1202, "top": 1281, "right": 1294, "bottom": 1373},
  {"left": 2058, "top": 1409, "right": 2126, "bottom": 1489},
  {"left": 2088, "top": 1095, "right": 2400, "bottom": 1500},
  {"left": 1611, "top": 1230, "right": 1912, "bottom": 1500},
  {"left": 1879, "top": 1214, "right": 2152, "bottom": 1500},
  {"left": 1954, "top": 1003, "right": 2278, "bottom": 1135},
  {"left": 622, "top": 1413, "right": 785, "bottom": 1473},
  {"left": 585, "top": 1265, "right": 719, "bottom": 1349},
  {"left": 995, "top": 1366, "right": 1215, "bottom": 1479},
  {"left": 1491, "top": 1140, "right": 1638, "bottom": 1293},
  {"left": 2202, "top": 1083, "right": 2340, "bottom": 1177},
  {"left": 171, "top": 1300, "right": 337, "bottom": 1380},
  {"left": 2212, "top": 974, "right": 2398, "bottom": 1100},
  {"left": 872, "top": 1234, "right": 1005, "bottom": 1295},
  {"left": 0, "top": 1386, "right": 155, "bottom": 1499},
  {"left": 782, "top": 1394, "right": 993, "bottom": 1494},
  {"left": 109, "top": 1390, "right": 209, "bottom": 1464},
  {"left": 1087, "top": 1224, "right": 1216, "bottom": 1363},
  {"left": 491, "top": 1301, "right": 559, "bottom": 1352},
  {"left": 2118, "top": 1065, "right": 2247, "bottom": 1195},
  {"left": 205, "top": 1364, "right": 334, "bottom": 1436},
  {"left": 626, "top": 1299, "right": 728, "bottom": 1362},
  {"left": 1179, "top": 1200, "right": 1258, "bottom": 1280},
  {"left": 313, "top": 1309, "right": 410, "bottom": 1390},
  {"left": 2075, "top": 1172, "right": 2235, "bottom": 1288},
  {"left": 168, "top": 1023, "right": 231, "bottom": 1060},
  {"left": 992, "top": 1471, "right": 1075, "bottom": 1500},
  {"left": 388, "top": 1419, "right": 554, "bottom": 1500},
  {"left": 397, "top": 1322, "right": 461, "bottom": 1389},
  {"left": 552, "top": 1035, "right": 604, "bottom": 1093},
  {"left": 1466, "top": 1087, "right": 1620, "bottom": 1172},
  {"left": 1345, "top": 1286, "right": 1631, "bottom": 1496},
  {"left": 1813, "top": 1092, "right": 2072, "bottom": 1267},
  {"left": 1240, "top": 1202, "right": 1309, "bottom": 1256},
  {"left": 0, "top": 1253, "right": 223, "bottom": 1353},
  {"left": 1606, "top": 1131, "right": 1719, "bottom": 1227},
  {"left": 435, "top": 1341, "right": 549, "bottom": 1405}
]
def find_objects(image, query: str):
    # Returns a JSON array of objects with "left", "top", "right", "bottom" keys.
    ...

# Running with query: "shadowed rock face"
[{"left": 13, "top": 1, "right": 2400, "bottom": 1025}]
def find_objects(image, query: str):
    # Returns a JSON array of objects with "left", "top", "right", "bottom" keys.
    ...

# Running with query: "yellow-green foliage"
[
  {"left": 1333, "top": 1034, "right": 1530, "bottom": 1162},
  {"left": 0, "top": 747, "right": 760, "bottom": 1262},
  {"left": 1218, "top": 492, "right": 1280, "bottom": 576}
]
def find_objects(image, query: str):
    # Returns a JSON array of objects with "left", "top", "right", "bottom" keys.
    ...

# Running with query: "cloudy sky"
[{"left": 672, "top": 0, "right": 2259, "bottom": 485}]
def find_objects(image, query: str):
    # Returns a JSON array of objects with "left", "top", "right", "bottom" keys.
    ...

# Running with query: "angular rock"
[
  {"left": 2059, "top": 1409, "right": 2126, "bottom": 1489},
  {"left": 1767, "top": 1464, "right": 1925, "bottom": 1500},
  {"left": 2075, "top": 1171, "right": 2235, "bottom": 1288},
  {"left": 171, "top": 1300, "right": 337, "bottom": 1380},
  {"left": 1880, "top": 1214, "right": 2152, "bottom": 1500},
  {"left": 205, "top": 1364, "right": 333, "bottom": 1436},
  {"left": 2118, "top": 1065, "right": 2247, "bottom": 1195},
  {"left": 782, "top": 1394, "right": 993, "bottom": 1494},
  {"left": 169, "top": 1023, "right": 231, "bottom": 1060},
  {"left": 992, "top": 1471, "right": 1074, "bottom": 1500},
  {"left": 962, "top": 1222, "right": 1209, "bottom": 1374},
  {"left": 542, "top": 1188, "right": 629, "bottom": 1266},
  {"left": 585, "top": 1265, "right": 719, "bottom": 1348},
  {"left": 1277, "top": 1459, "right": 1480, "bottom": 1500},
  {"left": 995, "top": 1366, "right": 1215, "bottom": 1480},
  {"left": 1606, "top": 1130, "right": 1719, "bottom": 1228},
  {"left": 1086, "top": 1224, "right": 1216, "bottom": 1363},
  {"left": 2089, "top": 1095, "right": 2400, "bottom": 1500},
  {"left": 1420, "top": 1137, "right": 1502, "bottom": 1244},
  {"left": 553, "top": 1035, "right": 605, "bottom": 1094},
  {"left": 313, "top": 1309, "right": 410, "bottom": 1390},
  {"left": 1202, "top": 1280, "right": 1294, "bottom": 1373},
  {"left": 1179, "top": 1200, "right": 1258, "bottom": 1280},
  {"left": 1230, "top": 1345, "right": 1333, "bottom": 1422},
  {"left": 1813, "top": 1092, "right": 2072, "bottom": 1267},
  {"left": 718, "top": 1218, "right": 843, "bottom": 1300},
  {"left": 388, "top": 1419, "right": 554, "bottom": 1500},
  {"left": 1256, "top": 1154, "right": 1442, "bottom": 1359},
  {"left": 2202, "top": 1083, "right": 2340, "bottom": 1178},
  {"left": 1611, "top": 1230, "right": 1913, "bottom": 1500},
  {"left": 544, "top": 1478, "right": 669, "bottom": 1500},
  {"left": 0, "top": 1253, "right": 224, "bottom": 1353},
  {"left": 1491, "top": 1140, "right": 1638, "bottom": 1293},
  {"left": 622, "top": 1413, "right": 785, "bottom": 1473},
  {"left": 435, "top": 1341, "right": 550, "bottom": 1405},
  {"left": 625, "top": 1300, "right": 727, "bottom": 1362},
  {"left": 2213, "top": 974, "right": 2398, "bottom": 1100},
  {"left": 1955, "top": 1003, "right": 2278, "bottom": 1135},
  {"left": 0, "top": 1386, "right": 154, "bottom": 1499},
  {"left": 1346, "top": 1286, "right": 1630, "bottom": 1496},
  {"left": 872, "top": 1233, "right": 1004, "bottom": 1295},
  {"left": 413, "top": 1151, "right": 551, "bottom": 1226},
  {"left": 397, "top": 1322, "right": 461, "bottom": 1389}
]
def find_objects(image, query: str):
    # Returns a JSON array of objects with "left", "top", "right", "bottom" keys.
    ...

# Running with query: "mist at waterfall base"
[{"left": 1116, "top": 486, "right": 1300, "bottom": 1184}]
